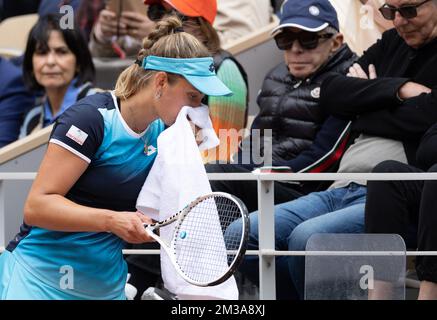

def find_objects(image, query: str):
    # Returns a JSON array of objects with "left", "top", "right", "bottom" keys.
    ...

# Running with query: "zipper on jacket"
[{"left": 293, "top": 80, "right": 303, "bottom": 89}]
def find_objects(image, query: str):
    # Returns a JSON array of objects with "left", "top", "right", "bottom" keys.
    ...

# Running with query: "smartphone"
[
  {"left": 106, "top": 0, "right": 149, "bottom": 37},
  {"left": 106, "top": 0, "right": 149, "bottom": 17}
]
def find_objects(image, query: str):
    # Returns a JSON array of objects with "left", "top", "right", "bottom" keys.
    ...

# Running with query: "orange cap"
[{"left": 144, "top": 0, "right": 217, "bottom": 25}]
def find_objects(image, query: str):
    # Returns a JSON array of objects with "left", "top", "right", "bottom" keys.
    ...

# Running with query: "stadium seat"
[
  {"left": 0, "top": 48, "right": 23, "bottom": 58},
  {"left": 0, "top": 14, "right": 38, "bottom": 55}
]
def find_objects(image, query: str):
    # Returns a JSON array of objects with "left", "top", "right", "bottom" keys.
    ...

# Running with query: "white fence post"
[{"left": 257, "top": 177, "right": 276, "bottom": 299}]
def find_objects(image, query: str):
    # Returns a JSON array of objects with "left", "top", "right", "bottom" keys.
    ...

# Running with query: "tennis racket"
[{"left": 143, "top": 192, "right": 249, "bottom": 287}]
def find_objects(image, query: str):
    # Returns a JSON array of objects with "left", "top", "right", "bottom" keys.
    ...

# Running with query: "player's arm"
[
  {"left": 24, "top": 100, "right": 154, "bottom": 243},
  {"left": 24, "top": 143, "right": 153, "bottom": 243}
]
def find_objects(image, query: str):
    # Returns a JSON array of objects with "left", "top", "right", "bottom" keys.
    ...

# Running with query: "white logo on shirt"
[
  {"left": 311, "top": 87, "right": 321, "bottom": 99},
  {"left": 66, "top": 125, "right": 88, "bottom": 146},
  {"left": 146, "top": 145, "right": 157, "bottom": 156}
]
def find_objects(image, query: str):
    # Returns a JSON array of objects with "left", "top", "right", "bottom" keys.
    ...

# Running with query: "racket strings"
[{"left": 173, "top": 195, "right": 245, "bottom": 284}]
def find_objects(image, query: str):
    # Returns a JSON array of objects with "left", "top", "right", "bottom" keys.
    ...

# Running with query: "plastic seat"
[{"left": 0, "top": 14, "right": 38, "bottom": 55}]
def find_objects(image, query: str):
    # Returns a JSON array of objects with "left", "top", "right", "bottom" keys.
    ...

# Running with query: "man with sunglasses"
[
  {"left": 261, "top": 0, "right": 437, "bottom": 299},
  {"left": 316, "top": 0, "right": 437, "bottom": 300},
  {"left": 348, "top": 0, "right": 437, "bottom": 300},
  {"left": 229, "top": 0, "right": 437, "bottom": 300},
  {"left": 320, "top": 0, "right": 437, "bottom": 179},
  {"left": 207, "top": 0, "right": 356, "bottom": 218}
]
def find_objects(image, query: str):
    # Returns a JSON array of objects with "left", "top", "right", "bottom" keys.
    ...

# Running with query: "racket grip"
[{"left": 144, "top": 225, "right": 160, "bottom": 236}]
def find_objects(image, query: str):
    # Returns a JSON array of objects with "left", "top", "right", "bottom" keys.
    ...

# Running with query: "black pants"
[
  {"left": 206, "top": 163, "right": 305, "bottom": 212},
  {"left": 365, "top": 160, "right": 437, "bottom": 283}
]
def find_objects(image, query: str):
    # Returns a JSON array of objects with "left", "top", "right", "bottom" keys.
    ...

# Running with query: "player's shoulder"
[
  {"left": 73, "top": 91, "right": 116, "bottom": 112},
  {"left": 60, "top": 92, "right": 114, "bottom": 122}
]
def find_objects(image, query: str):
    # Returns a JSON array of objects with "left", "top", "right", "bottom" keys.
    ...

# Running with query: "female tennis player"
[{"left": 0, "top": 15, "right": 232, "bottom": 300}]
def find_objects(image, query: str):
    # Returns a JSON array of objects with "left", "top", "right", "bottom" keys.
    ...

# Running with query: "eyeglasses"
[
  {"left": 378, "top": 0, "right": 432, "bottom": 20},
  {"left": 274, "top": 31, "right": 334, "bottom": 50}
]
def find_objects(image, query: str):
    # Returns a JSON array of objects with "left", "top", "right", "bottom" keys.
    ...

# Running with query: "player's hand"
[
  {"left": 347, "top": 63, "right": 377, "bottom": 79},
  {"left": 120, "top": 11, "right": 155, "bottom": 40},
  {"left": 398, "top": 82, "right": 432, "bottom": 100},
  {"left": 187, "top": 116, "right": 203, "bottom": 146},
  {"left": 193, "top": 124, "right": 203, "bottom": 146},
  {"left": 108, "top": 211, "right": 154, "bottom": 244}
]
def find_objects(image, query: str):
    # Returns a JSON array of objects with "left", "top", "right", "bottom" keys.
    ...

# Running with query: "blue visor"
[{"left": 141, "top": 56, "right": 233, "bottom": 97}]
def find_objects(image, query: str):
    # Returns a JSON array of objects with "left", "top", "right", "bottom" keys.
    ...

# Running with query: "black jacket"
[
  {"left": 320, "top": 29, "right": 437, "bottom": 167},
  {"left": 241, "top": 44, "right": 356, "bottom": 172}
]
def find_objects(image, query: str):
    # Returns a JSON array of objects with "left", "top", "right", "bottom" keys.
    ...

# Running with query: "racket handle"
[{"left": 144, "top": 225, "right": 160, "bottom": 237}]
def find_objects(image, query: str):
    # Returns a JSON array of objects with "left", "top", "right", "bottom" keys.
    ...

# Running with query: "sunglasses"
[
  {"left": 378, "top": 0, "right": 432, "bottom": 20},
  {"left": 274, "top": 31, "right": 334, "bottom": 50},
  {"left": 147, "top": 3, "right": 168, "bottom": 21},
  {"left": 147, "top": 3, "right": 188, "bottom": 22}
]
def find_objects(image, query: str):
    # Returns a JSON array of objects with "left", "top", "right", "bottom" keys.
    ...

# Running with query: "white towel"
[{"left": 136, "top": 105, "right": 239, "bottom": 300}]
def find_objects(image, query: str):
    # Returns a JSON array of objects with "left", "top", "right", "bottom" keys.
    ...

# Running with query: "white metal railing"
[
  {"left": 0, "top": 173, "right": 37, "bottom": 180},
  {"left": 208, "top": 172, "right": 437, "bottom": 181},
  {"left": 101, "top": 250, "right": 437, "bottom": 256},
  {"left": 1, "top": 247, "right": 437, "bottom": 256},
  {"left": 2, "top": 171, "right": 437, "bottom": 300}
]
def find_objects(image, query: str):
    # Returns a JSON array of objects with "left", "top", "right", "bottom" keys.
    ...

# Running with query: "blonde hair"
[
  {"left": 183, "top": 17, "right": 221, "bottom": 55},
  {"left": 114, "top": 15, "right": 210, "bottom": 100}
]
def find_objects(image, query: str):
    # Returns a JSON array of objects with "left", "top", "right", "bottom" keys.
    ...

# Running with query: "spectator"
[
  {"left": 19, "top": 13, "right": 96, "bottom": 138},
  {"left": 0, "top": 15, "right": 233, "bottom": 300},
  {"left": 330, "top": 0, "right": 393, "bottom": 54},
  {"left": 145, "top": 0, "right": 249, "bottom": 162},
  {"left": 87, "top": 1, "right": 155, "bottom": 58},
  {"left": 228, "top": 0, "right": 437, "bottom": 299},
  {"left": 0, "top": 57, "right": 34, "bottom": 148},
  {"left": 207, "top": 0, "right": 356, "bottom": 212},
  {"left": 214, "top": 0, "right": 275, "bottom": 46},
  {"left": 274, "top": 0, "right": 393, "bottom": 54}
]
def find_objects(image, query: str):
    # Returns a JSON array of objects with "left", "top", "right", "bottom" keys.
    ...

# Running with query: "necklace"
[
  {"left": 131, "top": 115, "right": 152, "bottom": 155},
  {"left": 118, "top": 97, "right": 152, "bottom": 155},
  {"left": 139, "top": 126, "right": 157, "bottom": 156}
]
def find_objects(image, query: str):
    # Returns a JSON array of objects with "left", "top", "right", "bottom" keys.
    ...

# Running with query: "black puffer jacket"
[{"left": 250, "top": 44, "right": 357, "bottom": 166}]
